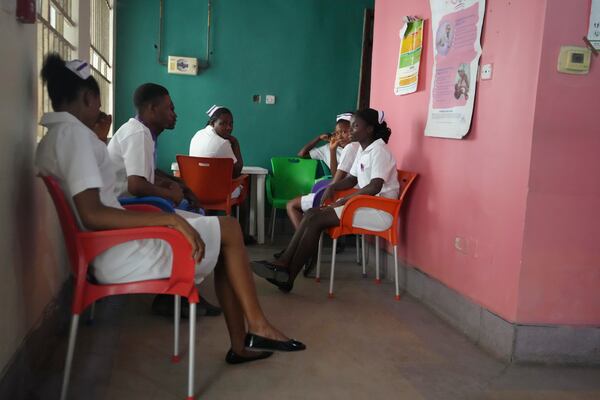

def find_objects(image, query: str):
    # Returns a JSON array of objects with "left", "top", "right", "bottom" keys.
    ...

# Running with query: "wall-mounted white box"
[
  {"left": 168, "top": 56, "right": 198, "bottom": 75},
  {"left": 265, "top": 95, "right": 276, "bottom": 104}
]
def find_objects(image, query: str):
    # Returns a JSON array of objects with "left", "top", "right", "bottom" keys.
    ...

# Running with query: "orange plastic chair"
[
  {"left": 41, "top": 176, "right": 200, "bottom": 400},
  {"left": 176, "top": 155, "right": 249, "bottom": 216},
  {"left": 315, "top": 170, "right": 418, "bottom": 300}
]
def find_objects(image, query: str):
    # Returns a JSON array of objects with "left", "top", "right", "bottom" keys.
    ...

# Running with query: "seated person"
[
  {"left": 36, "top": 54, "right": 305, "bottom": 362},
  {"left": 297, "top": 113, "right": 352, "bottom": 175},
  {"left": 251, "top": 109, "right": 399, "bottom": 294},
  {"left": 286, "top": 113, "right": 359, "bottom": 230},
  {"left": 107, "top": 83, "right": 220, "bottom": 315},
  {"left": 189, "top": 105, "right": 244, "bottom": 198},
  {"left": 107, "top": 83, "right": 200, "bottom": 211}
]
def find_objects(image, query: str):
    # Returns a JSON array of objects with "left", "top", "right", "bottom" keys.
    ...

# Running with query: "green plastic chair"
[{"left": 266, "top": 157, "right": 318, "bottom": 242}]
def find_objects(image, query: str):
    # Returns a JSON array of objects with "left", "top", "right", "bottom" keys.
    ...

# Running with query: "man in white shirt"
[{"left": 108, "top": 83, "right": 220, "bottom": 316}]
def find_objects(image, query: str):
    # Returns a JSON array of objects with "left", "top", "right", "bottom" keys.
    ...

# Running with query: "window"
[
  {"left": 36, "top": 0, "right": 114, "bottom": 139},
  {"left": 90, "top": 0, "right": 113, "bottom": 119},
  {"left": 37, "top": 0, "right": 77, "bottom": 139}
]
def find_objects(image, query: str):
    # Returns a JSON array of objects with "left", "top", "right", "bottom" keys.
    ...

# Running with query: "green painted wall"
[{"left": 115, "top": 0, "right": 373, "bottom": 171}]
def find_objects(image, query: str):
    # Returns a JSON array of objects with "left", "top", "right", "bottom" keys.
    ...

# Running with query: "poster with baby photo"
[{"left": 425, "top": 0, "right": 485, "bottom": 139}]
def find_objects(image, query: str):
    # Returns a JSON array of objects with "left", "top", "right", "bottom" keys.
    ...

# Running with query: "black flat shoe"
[
  {"left": 225, "top": 349, "right": 273, "bottom": 365},
  {"left": 245, "top": 333, "right": 306, "bottom": 352},
  {"left": 251, "top": 260, "right": 290, "bottom": 282},
  {"left": 267, "top": 278, "right": 294, "bottom": 293}
]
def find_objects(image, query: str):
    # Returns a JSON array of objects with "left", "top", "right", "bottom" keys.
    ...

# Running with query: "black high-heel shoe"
[
  {"left": 251, "top": 260, "right": 290, "bottom": 282},
  {"left": 245, "top": 333, "right": 306, "bottom": 352},
  {"left": 225, "top": 349, "right": 273, "bottom": 365}
]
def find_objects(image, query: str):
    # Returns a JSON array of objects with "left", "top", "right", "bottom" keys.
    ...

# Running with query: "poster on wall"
[
  {"left": 394, "top": 17, "right": 424, "bottom": 96},
  {"left": 425, "top": 0, "right": 486, "bottom": 139},
  {"left": 587, "top": 0, "right": 600, "bottom": 50}
]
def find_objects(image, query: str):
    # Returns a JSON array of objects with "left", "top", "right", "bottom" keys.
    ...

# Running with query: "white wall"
[{"left": 0, "top": 1, "right": 69, "bottom": 373}]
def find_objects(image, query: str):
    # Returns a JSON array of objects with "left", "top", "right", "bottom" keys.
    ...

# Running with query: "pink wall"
[
  {"left": 370, "top": 0, "right": 547, "bottom": 322},
  {"left": 517, "top": 0, "right": 600, "bottom": 325}
]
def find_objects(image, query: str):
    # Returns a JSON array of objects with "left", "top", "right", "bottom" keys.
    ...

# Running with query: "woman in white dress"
[
  {"left": 36, "top": 54, "right": 305, "bottom": 363},
  {"left": 252, "top": 109, "right": 399, "bottom": 293}
]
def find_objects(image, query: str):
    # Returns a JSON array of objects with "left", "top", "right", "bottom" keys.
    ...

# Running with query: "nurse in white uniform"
[
  {"left": 36, "top": 54, "right": 304, "bottom": 361},
  {"left": 251, "top": 108, "right": 398, "bottom": 293},
  {"left": 189, "top": 105, "right": 244, "bottom": 198}
]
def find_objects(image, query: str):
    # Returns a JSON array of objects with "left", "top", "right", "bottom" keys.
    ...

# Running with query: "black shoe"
[
  {"left": 266, "top": 278, "right": 294, "bottom": 293},
  {"left": 251, "top": 260, "right": 290, "bottom": 283},
  {"left": 244, "top": 333, "right": 306, "bottom": 352},
  {"left": 273, "top": 248, "right": 286, "bottom": 259},
  {"left": 244, "top": 235, "right": 257, "bottom": 246},
  {"left": 225, "top": 349, "right": 273, "bottom": 365},
  {"left": 195, "top": 296, "right": 222, "bottom": 317}
]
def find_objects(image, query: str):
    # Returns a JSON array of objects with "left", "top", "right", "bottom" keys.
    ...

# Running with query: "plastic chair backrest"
[
  {"left": 177, "top": 155, "right": 234, "bottom": 205},
  {"left": 41, "top": 175, "right": 83, "bottom": 277},
  {"left": 311, "top": 179, "right": 332, "bottom": 208},
  {"left": 397, "top": 170, "right": 418, "bottom": 205},
  {"left": 270, "top": 157, "right": 318, "bottom": 199}
]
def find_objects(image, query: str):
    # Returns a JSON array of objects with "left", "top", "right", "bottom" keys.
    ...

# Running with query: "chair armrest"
[
  {"left": 338, "top": 195, "right": 401, "bottom": 228},
  {"left": 79, "top": 226, "right": 196, "bottom": 296},
  {"left": 119, "top": 196, "right": 175, "bottom": 213}
]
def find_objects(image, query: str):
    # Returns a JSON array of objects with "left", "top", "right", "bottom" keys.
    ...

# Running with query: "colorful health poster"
[
  {"left": 425, "top": 0, "right": 485, "bottom": 139},
  {"left": 394, "top": 17, "right": 424, "bottom": 96}
]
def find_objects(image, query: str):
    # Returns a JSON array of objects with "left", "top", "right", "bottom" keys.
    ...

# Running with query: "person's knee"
[
  {"left": 218, "top": 216, "right": 243, "bottom": 242},
  {"left": 287, "top": 197, "right": 301, "bottom": 212}
]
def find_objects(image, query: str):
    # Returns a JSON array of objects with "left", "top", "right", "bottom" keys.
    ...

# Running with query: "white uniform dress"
[
  {"left": 300, "top": 142, "right": 360, "bottom": 211},
  {"left": 333, "top": 139, "right": 400, "bottom": 232},
  {"left": 36, "top": 112, "right": 221, "bottom": 284},
  {"left": 189, "top": 125, "right": 242, "bottom": 198}
]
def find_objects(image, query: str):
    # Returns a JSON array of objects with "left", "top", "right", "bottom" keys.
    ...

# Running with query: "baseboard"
[
  {"left": 0, "top": 279, "right": 72, "bottom": 399},
  {"left": 366, "top": 243, "right": 600, "bottom": 365}
]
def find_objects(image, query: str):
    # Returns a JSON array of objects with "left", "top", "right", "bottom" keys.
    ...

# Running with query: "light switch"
[{"left": 265, "top": 95, "right": 276, "bottom": 105}]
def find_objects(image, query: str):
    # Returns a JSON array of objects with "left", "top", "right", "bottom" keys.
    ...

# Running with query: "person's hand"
[
  {"left": 331, "top": 196, "right": 349, "bottom": 208},
  {"left": 168, "top": 182, "right": 185, "bottom": 204},
  {"left": 169, "top": 214, "right": 205, "bottom": 262},
  {"left": 320, "top": 187, "right": 335, "bottom": 206},
  {"left": 329, "top": 136, "right": 340, "bottom": 150},
  {"left": 93, "top": 112, "right": 112, "bottom": 143},
  {"left": 319, "top": 133, "right": 331, "bottom": 142}
]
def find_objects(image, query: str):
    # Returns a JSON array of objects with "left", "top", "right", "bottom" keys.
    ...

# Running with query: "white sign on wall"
[
  {"left": 425, "top": 0, "right": 486, "bottom": 139},
  {"left": 588, "top": 0, "right": 600, "bottom": 50}
]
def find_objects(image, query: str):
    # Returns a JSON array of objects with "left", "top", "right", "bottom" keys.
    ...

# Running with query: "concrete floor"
[{"left": 34, "top": 239, "right": 600, "bottom": 400}]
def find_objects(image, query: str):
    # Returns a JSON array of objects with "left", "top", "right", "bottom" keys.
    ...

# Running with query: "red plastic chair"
[
  {"left": 176, "top": 155, "right": 249, "bottom": 217},
  {"left": 41, "top": 176, "right": 200, "bottom": 400},
  {"left": 315, "top": 170, "right": 418, "bottom": 300}
]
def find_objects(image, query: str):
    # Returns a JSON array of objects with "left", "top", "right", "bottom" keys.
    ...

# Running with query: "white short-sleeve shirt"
[
  {"left": 349, "top": 139, "right": 399, "bottom": 199},
  {"left": 337, "top": 142, "right": 360, "bottom": 173},
  {"left": 308, "top": 144, "right": 343, "bottom": 170},
  {"left": 107, "top": 118, "right": 155, "bottom": 196},
  {"left": 36, "top": 113, "right": 123, "bottom": 228},
  {"left": 189, "top": 125, "right": 237, "bottom": 162},
  {"left": 36, "top": 111, "right": 221, "bottom": 285}
]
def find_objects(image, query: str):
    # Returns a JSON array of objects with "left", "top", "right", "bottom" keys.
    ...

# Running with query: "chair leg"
[
  {"left": 361, "top": 235, "right": 367, "bottom": 278},
  {"left": 328, "top": 239, "right": 338, "bottom": 298},
  {"left": 85, "top": 302, "right": 95, "bottom": 325},
  {"left": 355, "top": 235, "right": 360, "bottom": 265},
  {"left": 394, "top": 245, "right": 401, "bottom": 301},
  {"left": 187, "top": 302, "right": 197, "bottom": 400},
  {"left": 315, "top": 233, "right": 323, "bottom": 283},
  {"left": 375, "top": 237, "right": 381, "bottom": 284},
  {"left": 59, "top": 314, "right": 80, "bottom": 400},
  {"left": 270, "top": 208, "right": 277, "bottom": 243},
  {"left": 172, "top": 295, "right": 181, "bottom": 363}
]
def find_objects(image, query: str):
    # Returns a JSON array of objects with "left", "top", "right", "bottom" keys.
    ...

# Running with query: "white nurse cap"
[
  {"left": 377, "top": 110, "right": 385, "bottom": 124},
  {"left": 65, "top": 59, "right": 91, "bottom": 80},
  {"left": 336, "top": 113, "right": 353, "bottom": 122},
  {"left": 206, "top": 105, "right": 224, "bottom": 117}
]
